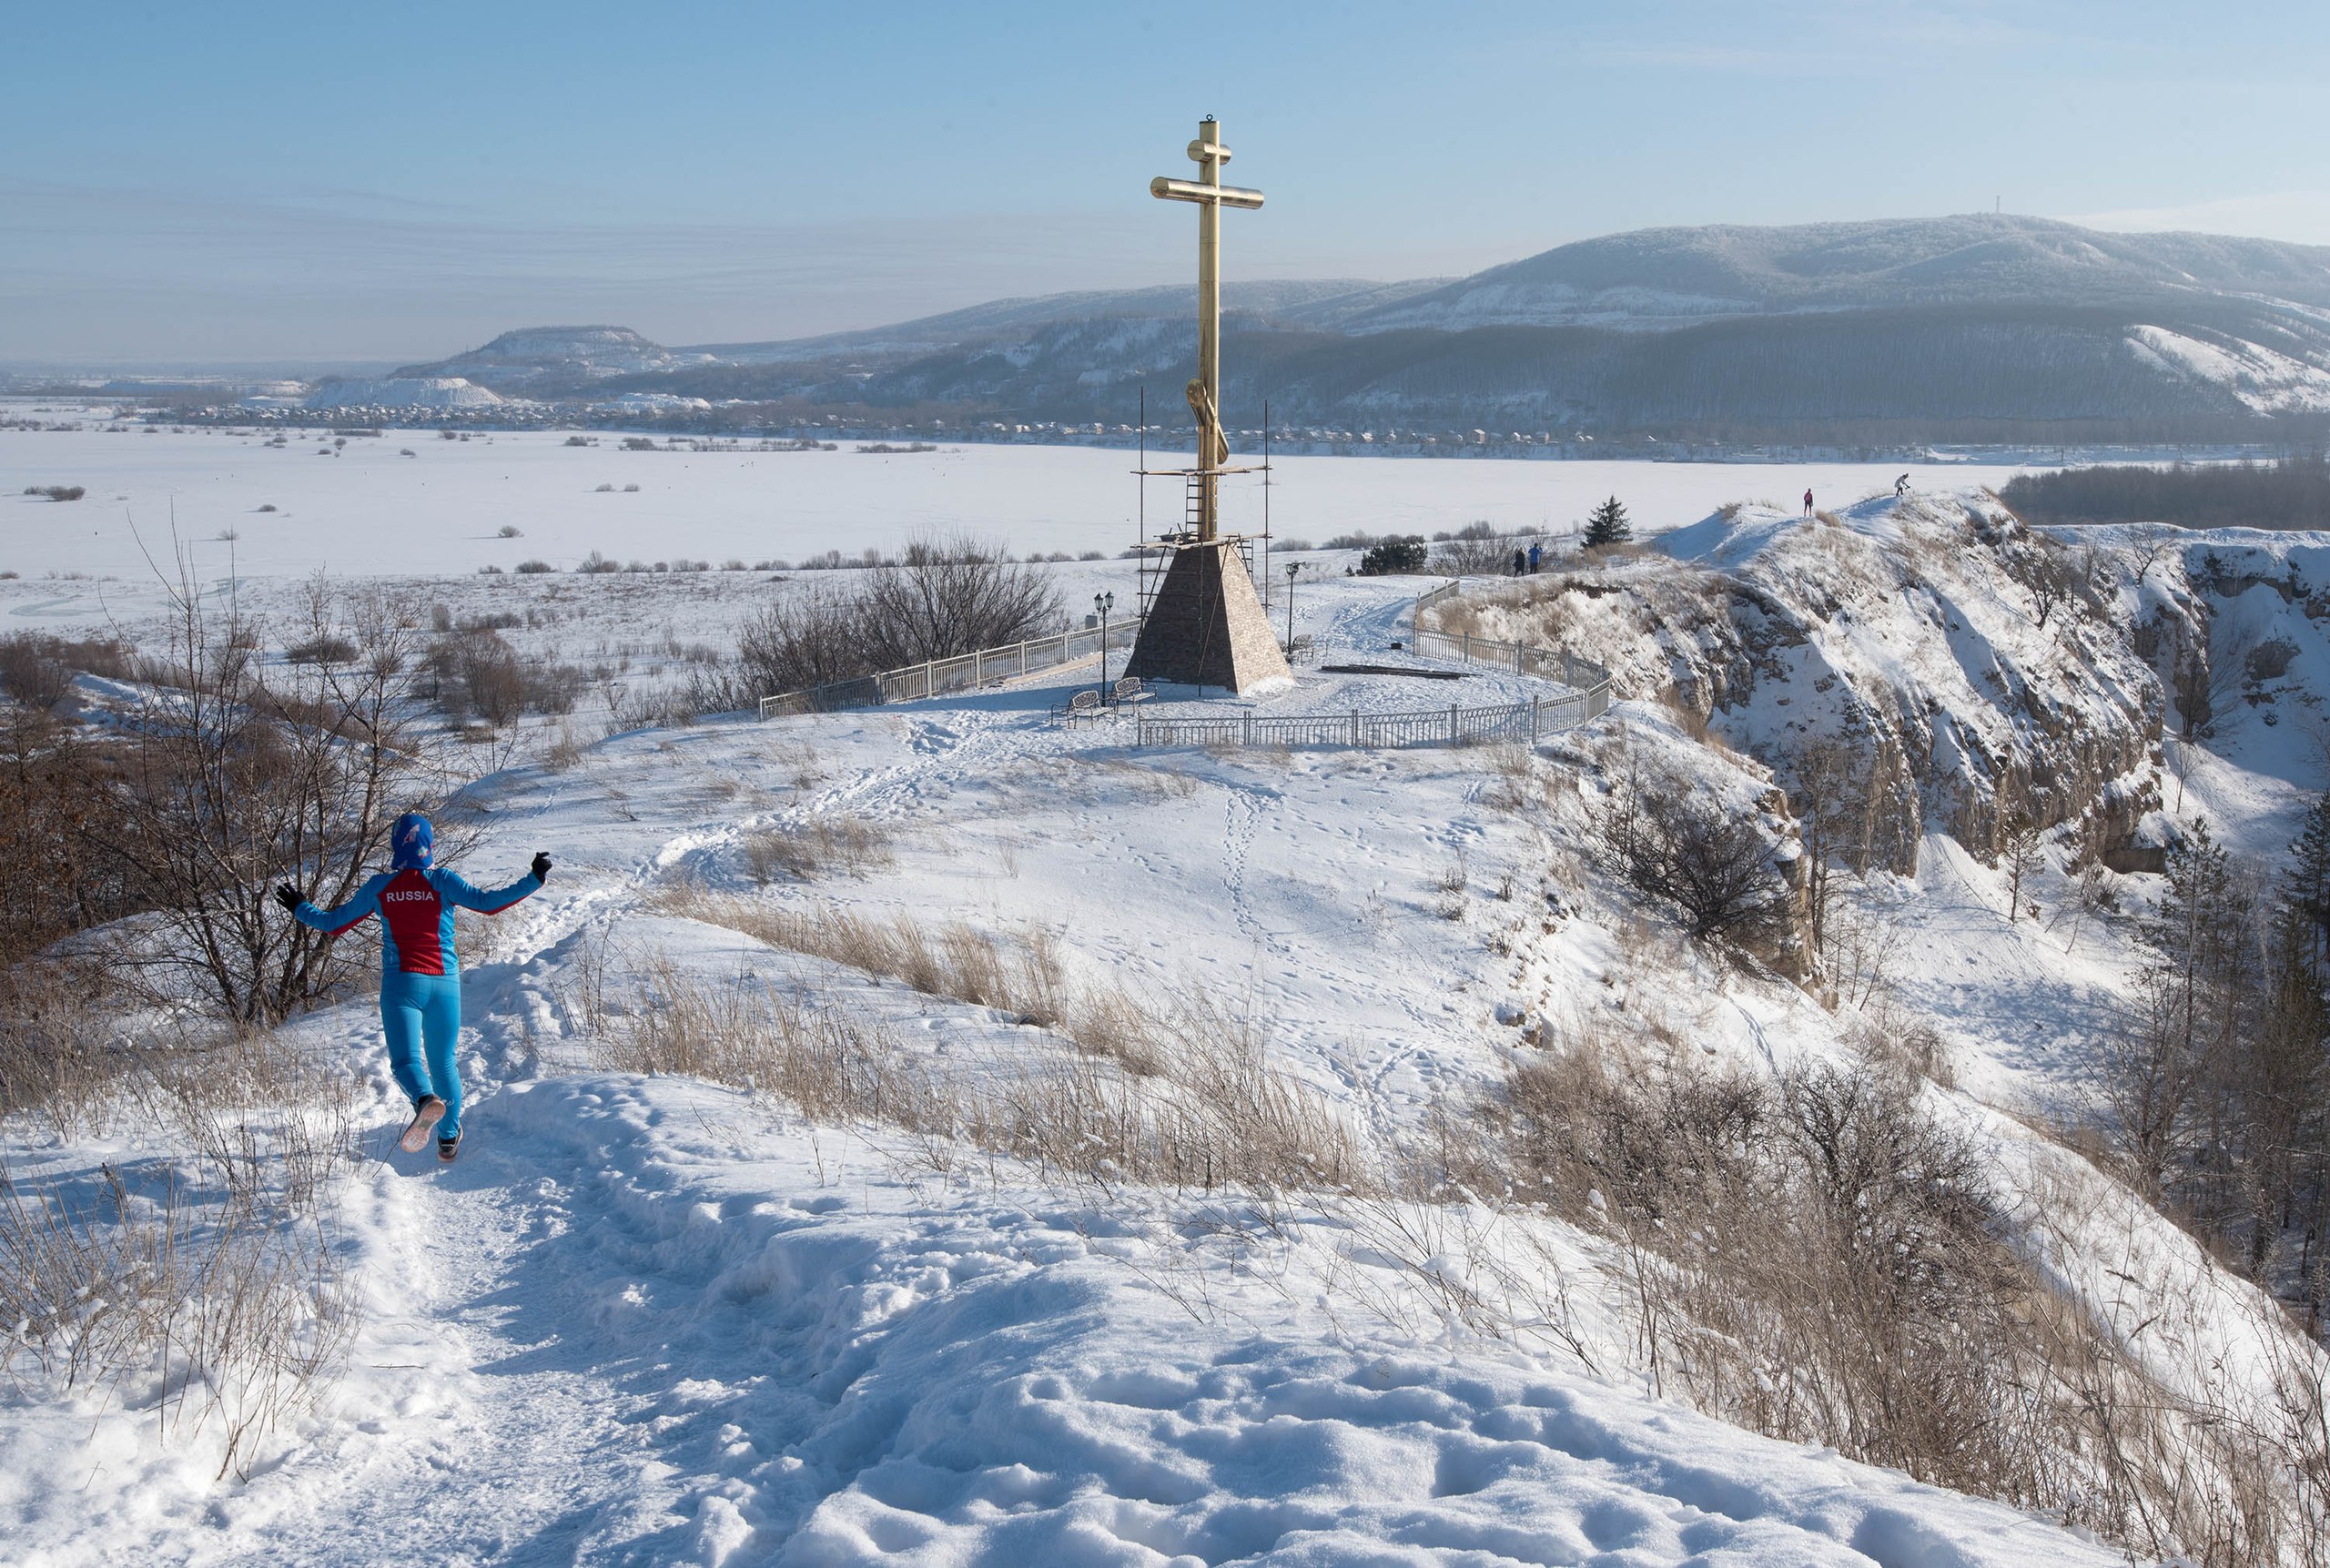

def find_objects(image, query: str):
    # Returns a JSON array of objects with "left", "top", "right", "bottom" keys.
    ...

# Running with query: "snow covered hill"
[
  {"left": 5, "top": 504, "right": 2328, "bottom": 1564},
  {"left": 395, "top": 326, "right": 721, "bottom": 389},
  {"left": 359, "top": 217, "right": 2330, "bottom": 432},
  {"left": 1349, "top": 214, "right": 2330, "bottom": 332},
  {"left": 302, "top": 375, "right": 503, "bottom": 410},
  {"left": 1442, "top": 491, "right": 2163, "bottom": 873},
  {"left": 0, "top": 674, "right": 2146, "bottom": 1566}
]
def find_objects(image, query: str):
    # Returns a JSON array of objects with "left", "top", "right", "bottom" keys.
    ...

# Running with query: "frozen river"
[{"left": 2, "top": 411, "right": 2035, "bottom": 584}]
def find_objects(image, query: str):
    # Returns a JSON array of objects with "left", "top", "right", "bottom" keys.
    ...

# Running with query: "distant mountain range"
[{"left": 389, "top": 215, "right": 2330, "bottom": 440}]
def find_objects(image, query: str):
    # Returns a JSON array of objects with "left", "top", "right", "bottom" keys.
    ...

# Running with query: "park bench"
[
  {"left": 1287, "top": 633, "right": 1316, "bottom": 664},
  {"left": 1112, "top": 675, "right": 1149, "bottom": 703},
  {"left": 1052, "top": 687, "right": 1104, "bottom": 726}
]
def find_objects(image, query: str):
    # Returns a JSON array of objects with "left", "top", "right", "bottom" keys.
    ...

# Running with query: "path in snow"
[{"left": 158, "top": 1067, "right": 2124, "bottom": 1567}]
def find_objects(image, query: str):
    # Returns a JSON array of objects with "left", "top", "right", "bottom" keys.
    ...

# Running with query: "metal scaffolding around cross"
[{"left": 1122, "top": 116, "right": 1292, "bottom": 697}]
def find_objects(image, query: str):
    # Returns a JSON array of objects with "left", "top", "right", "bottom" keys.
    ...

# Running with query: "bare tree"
[
  {"left": 2000, "top": 808, "right": 2046, "bottom": 924},
  {"left": 2105, "top": 818, "right": 2248, "bottom": 1192},
  {"left": 93, "top": 550, "right": 441, "bottom": 1027},
  {"left": 2056, "top": 861, "right": 2112, "bottom": 954},
  {"left": 1777, "top": 735, "right": 1868, "bottom": 956},
  {"left": 857, "top": 534, "right": 1065, "bottom": 668}
]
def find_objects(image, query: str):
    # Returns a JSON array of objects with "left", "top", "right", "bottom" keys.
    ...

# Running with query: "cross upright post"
[
  {"left": 1152, "top": 116, "right": 1262, "bottom": 542},
  {"left": 1122, "top": 116, "right": 1290, "bottom": 697}
]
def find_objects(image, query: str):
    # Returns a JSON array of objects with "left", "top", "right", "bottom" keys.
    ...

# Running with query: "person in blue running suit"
[{"left": 276, "top": 813, "right": 550, "bottom": 1163}]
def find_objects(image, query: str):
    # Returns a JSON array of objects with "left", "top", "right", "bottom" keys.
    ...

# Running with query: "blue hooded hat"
[{"left": 390, "top": 812, "right": 434, "bottom": 871}]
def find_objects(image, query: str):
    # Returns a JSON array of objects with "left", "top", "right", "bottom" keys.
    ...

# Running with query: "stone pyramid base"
[{"left": 1123, "top": 541, "right": 1292, "bottom": 695}]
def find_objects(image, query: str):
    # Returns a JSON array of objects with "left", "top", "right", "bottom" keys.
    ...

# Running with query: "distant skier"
[
  {"left": 277, "top": 814, "right": 550, "bottom": 1163},
  {"left": 1527, "top": 541, "right": 1543, "bottom": 573},
  {"left": 1895, "top": 473, "right": 1911, "bottom": 498},
  {"left": 1802, "top": 489, "right": 1816, "bottom": 518}
]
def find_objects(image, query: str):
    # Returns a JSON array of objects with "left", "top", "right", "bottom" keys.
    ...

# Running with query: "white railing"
[
  {"left": 759, "top": 619, "right": 1142, "bottom": 719},
  {"left": 1131, "top": 585, "right": 1612, "bottom": 751},
  {"left": 1412, "top": 578, "right": 1463, "bottom": 622},
  {"left": 1410, "top": 627, "right": 1613, "bottom": 703},
  {"left": 1135, "top": 693, "right": 1596, "bottom": 750}
]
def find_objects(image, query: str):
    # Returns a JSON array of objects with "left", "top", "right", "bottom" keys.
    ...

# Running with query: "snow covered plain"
[
  {"left": 1, "top": 408, "right": 2031, "bottom": 586},
  {"left": 5, "top": 455, "right": 2325, "bottom": 1563}
]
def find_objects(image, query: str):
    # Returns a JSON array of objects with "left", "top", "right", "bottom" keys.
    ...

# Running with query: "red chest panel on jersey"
[{"left": 380, "top": 867, "right": 447, "bottom": 974}]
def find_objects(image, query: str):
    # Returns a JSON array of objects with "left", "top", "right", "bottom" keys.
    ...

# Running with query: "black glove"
[
  {"left": 531, "top": 852, "right": 552, "bottom": 883},
  {"left": 274, "top": 884, "right": 303, "bottom": 913}
]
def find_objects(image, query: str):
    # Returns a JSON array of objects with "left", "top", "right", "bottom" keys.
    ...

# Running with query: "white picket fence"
[{"left": 1130, "top": 583, "right": 1611, "bottom": 750}]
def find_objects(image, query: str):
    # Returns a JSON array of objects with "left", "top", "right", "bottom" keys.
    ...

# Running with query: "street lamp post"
[
  {"left": 1094, "top": 591, "right": 1116, "bottom": 700},
  {"left": 1283, "top": 561, "right": 1302, "bottom": 655}
]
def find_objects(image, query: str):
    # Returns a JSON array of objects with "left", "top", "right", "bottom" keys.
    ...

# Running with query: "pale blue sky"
[{"left": 5, "top": 0, "right": 2326, "bottom": 363}]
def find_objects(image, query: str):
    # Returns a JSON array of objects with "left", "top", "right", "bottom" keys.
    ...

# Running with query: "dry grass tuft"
[
  {"left": 650, "top": 884, "right": 1167, "bottom": 1073},
  {"left": 739, "top": 816, "right": 895, "bottom": 884},
  {"left": 595, "top": 948, "right": 1370, "bottom": 1198},
  {"left": 1, "top": 1017, "right": 360, "bottom": 1482},
  {"left": 1424, "top": 1029, "right": 2325, "bottom": 1566}
]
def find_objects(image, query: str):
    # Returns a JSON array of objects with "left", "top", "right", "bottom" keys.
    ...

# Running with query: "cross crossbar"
[{"left": 1150, "top": 177, "right": 1265, "bottom": 209}]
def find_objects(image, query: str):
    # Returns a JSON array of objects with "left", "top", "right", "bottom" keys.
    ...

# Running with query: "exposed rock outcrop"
[{"left": 1435, "top": 492, "right": 2163, "bottom": 873}]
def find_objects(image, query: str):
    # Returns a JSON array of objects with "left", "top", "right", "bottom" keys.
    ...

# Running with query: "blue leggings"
[{"left": 380, "top": 972, "right": 463, "bottom": 1137}]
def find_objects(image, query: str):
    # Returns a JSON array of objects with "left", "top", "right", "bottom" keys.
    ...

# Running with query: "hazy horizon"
[{"left": 7, "top": 0, "right": 2328, "bottom": 362}]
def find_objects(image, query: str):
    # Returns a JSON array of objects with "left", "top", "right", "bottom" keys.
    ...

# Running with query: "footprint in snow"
[{"left": 910, "top": 721, "right": 962, "bottom": 755}]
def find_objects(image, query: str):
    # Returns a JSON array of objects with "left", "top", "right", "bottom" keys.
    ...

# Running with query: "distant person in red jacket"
[{"left": 1802, "top": 489, "right": 1816, "bottom": 518}]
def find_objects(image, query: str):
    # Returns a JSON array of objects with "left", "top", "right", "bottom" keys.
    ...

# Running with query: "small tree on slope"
[{"left": 1585, "top": 496, "right": 1631, "bottom": 548}]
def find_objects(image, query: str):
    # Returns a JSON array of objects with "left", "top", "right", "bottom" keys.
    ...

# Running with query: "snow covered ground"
[
  {"left": 1, "top": 408, "right": 2031, "bottom": 582},
  {"left": 6, "top": 460, "right": 2325, "bottom": 1563},
  {"left": 3, "top": 663, "right": 2138, "bottom": 1566}
]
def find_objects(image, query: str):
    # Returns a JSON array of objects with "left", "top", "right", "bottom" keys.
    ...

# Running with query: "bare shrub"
[
  {"left": 1428, "top": 523, "right": 1517, "bottom": 575},
  {"left": 1846, "top": 1004, "right": 1956, "bottom": 1088},
  {"left": 697, "top": 538, "right": 1066, "bottom": 709},
  {"left": 0, "top": 631, "right": 135, "bottom": 708},
  {"left": 710, "top": 587, "right": 874, "bottom": 707},
  {"left": 1444, "top": 1032, "right": 2318, "bottom": 1564},
  {"left": 1599, "top": 754, "right": 1795, "bottom": 944},
  {"left": 0, "top": 708, "right": 145, "bottom": 967},
  {"left": 284, "top": 633, "right": 357, "bottom": 665},
  {"left": 543, "top": 721, "right": 584, "bottom": 772},
  {"left": 424, "top": 624, "right": 582, "bottom": 727},
  {"left": 0, "top": 963, "right": 119, "bottom": 1130}
]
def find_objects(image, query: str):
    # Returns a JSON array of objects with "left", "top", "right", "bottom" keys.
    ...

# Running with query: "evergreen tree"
[
  {"left": 2282, "top": 790, "right": 2330, "bottom": 973},
  {"left": 1584, "top": 496, "right": 1632, "bottom": 548},
  {"left": 1356, "top": 536, "right": 1428, "bottom": 576}
]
